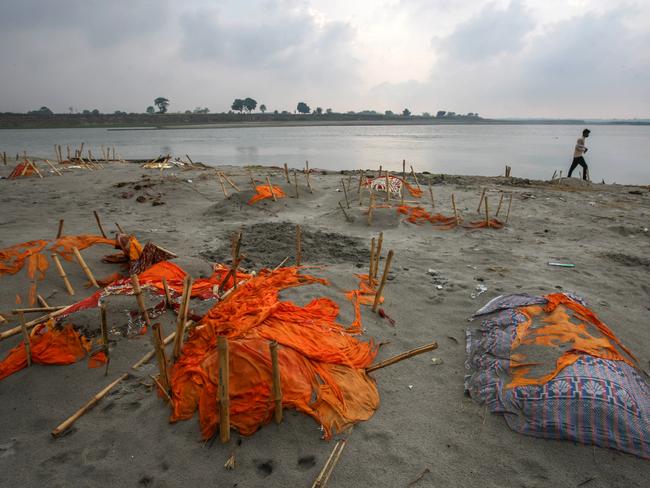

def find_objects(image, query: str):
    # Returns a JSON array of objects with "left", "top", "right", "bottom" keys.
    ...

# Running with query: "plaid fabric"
[{"left": 465, "top": 294, "right": 650, "bottom": 459}]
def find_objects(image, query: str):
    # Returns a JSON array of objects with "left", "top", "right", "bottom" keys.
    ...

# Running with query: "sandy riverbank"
[{"left": 1, "top": 160, "right": 649, "bottom": 487}]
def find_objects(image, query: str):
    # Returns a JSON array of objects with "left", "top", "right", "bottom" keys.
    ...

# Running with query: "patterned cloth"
[{"left": 465, "top": 293, "right": 650, "bottom": 459}]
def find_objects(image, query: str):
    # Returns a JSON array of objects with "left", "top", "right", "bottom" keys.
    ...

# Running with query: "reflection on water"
[{"left": 0, "top": 124, "right": 648, "bottom": 184}]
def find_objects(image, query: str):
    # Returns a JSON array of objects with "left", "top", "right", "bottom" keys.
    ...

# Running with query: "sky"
[{"left": 0, "top": 0, "right": 649, "bottom": 118}]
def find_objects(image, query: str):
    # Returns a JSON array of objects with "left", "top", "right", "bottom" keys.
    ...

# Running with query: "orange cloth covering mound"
[
  {"left": 8, "top": 161, "right": 36, "bottom": 178},
  {"left": 507, "top": 293, "right": 638, "bottom": 389},
  {"left": 0, "top": 322, "right": 94, "bottom": 380},
  {"left": 248, "top": 184, "right": 286, "bottom": 204},
  {"left": 170, "top": 267, "right": 380, "bottom": 440},
  {"left": 397, "top": 205, "right": 504, "bottom": 229}
]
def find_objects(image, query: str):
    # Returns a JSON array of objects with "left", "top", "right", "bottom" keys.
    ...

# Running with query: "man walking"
[{"left": 568, "top": 128, "right": 590, "bottom": 180}]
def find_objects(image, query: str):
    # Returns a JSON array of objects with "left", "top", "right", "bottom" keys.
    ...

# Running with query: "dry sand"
[{"left": 1, "top": 160, "right": 649, "bottom": 487}]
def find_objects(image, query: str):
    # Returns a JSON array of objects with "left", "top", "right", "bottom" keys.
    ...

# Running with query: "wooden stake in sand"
[
  {"left": 218, "top": 336, "right": 230, "bottom": 443},
  {"left": 341, "top": 178, "right": 350, "bottom": 209},
  {"left": 269, "top": 340, "right": 283, "bottom": 424},
  {"left": 338, "top": 201, "right": 352, "bottom": 222},
  {"left": 56, "top": 219, "right": 65, "bottom": 239},
  {"left": 451, "top": 194, "right": 460, "bottom": 226},
  {"left": 369, "top": 238, "right": 376, "bottom": 287},
  {"left": 18, "top": 311, "right": 32, "bottom": 367},
  {"left": 93, "top": 210, "right": 107, "bottom": 238},
  {"left": 505, "top": 165, "right": 512, "bottom": 177},
  {"left": 44, "top": 159, "right": 63, "bottom": 176},
  {"left": 484, "top": 195, "right": 489, "bottom": 227},
  {"left": 161, "top": 277, "right": 172, "bottom": 308},
  {"left": 385, "top": 170, "right": 390, "bottom": 202},
  {"left": 221, "top": 172, "right": 241, "bottom": 192},
  {"left": 265, "top": 176, "right": 277, "bottom": 201},
  {"left": 151, "top": 323, "right": 170, "bottom": 390},
  {"left": 367, "top": 193, "right": 375, "bottom": 226},
  {"left": 357, "top": 170, "right": 364, "bottom": 198},
  {"left": 366, "top": 342, "right": 438, "bottom": 373},
  {"left": 428, "top": 179, "right": 435, "bottom": 208},
  {"left": 495, "top": 192, "right": 504, "bottom": 217},
  {"left": 51, "top": 372, "right": 129, "bottom": 438},
  {"left": 2, "top": 151, "right": 7, "bottom": 165},
  {"left": 372, "top": 249, "right": 394, "bottom": 313},
  {"left": 100, "top": 303, "right": 110, "bottom": 376},
  {"left": 312, "top": 439, "right": 347, "bottom": 488},
  {"left": 72, "top": 247, "right": 99, "bottom": 288},
  {"left": 304, "top": 161, "right": 314, "bottom": 194},
  {"left": 13, "top": 306, "right": 67, "bottom": 314},
  {"left": 115, "top": 222, "right": 125, "bottom": 234},
  {"left": 185, "top": 154, "right": 194, "bottom": 165},
  {"left": 505, "top": 192, "right": 513, "bottom": 225},
  {"left": 66, "top": 145, "right": 71, "bottom": 160},
  {"left": 173, "top": 276, "right": 192, "bottom": 361},
  {"left": 374, "top": 232, "right": 383, "bottom": 283},
  {"left": 36, "top": 294, "right": 50, "bottom": 308},
  {"left": 284, "top": 163, "right": 290, "bottom": 183},
  {"left": 28, "top": 160, "right": 43, "bottom": 178},
  {"left": 296, "top": 225, "right": 302, "bottom": 266},
  {"left": 217, "top": 173, "right": 229, "bottom": 198},
  {"left": 51, "top": 253, "right": 74, "bottom": 295},
  {"left": 477, "top": 188, "right": 486, "bottom": 213},
  {"left": 248, "top": 170, "right": 256, "bottom": 190},
  {"left": 410, "top": 165, "right": 421, "bottom": 191}
]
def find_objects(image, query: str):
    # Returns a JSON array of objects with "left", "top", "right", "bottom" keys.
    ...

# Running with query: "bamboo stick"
[
  {"left": 269, "top": 340, "right": 283, "bottom": 424},
  {"left": 58, "top": 145, "right": 63, "bottom": 163},
  {"left": 18, "top": 311, "right": 32, "bottom": 367},
  {"left": 51, "top": 373, "right": 129, "bottom": 438},
  {"left": 296, "top": 225, "right": 302, "bottom": 266},
  {"left": 232, "top": 232, "right": 242, "bottom": 290},
  {"left": 186, "top": 154, "right": 194, "bottom": 165},
  {"left": 66, "top": 145, "right": 71, "bottom": 160},
  {"left": 505, "top": 192, "right": 513, "bottom": 225},
  {"left": 73, "top": 247, "right": 99, "bottom": 288},
  {"left": 100, "top": 303, "right": 110, "bottom": 376},
  {"left": 367, "top": 193, "right": 375, "bottom": 226},
  {"left": 28, "top": 160, "right": 43, "bottom": 178},
  {"left": 57, "top": 219, "right": 65, "bottom": 239},
  {"left": 149, "top": 374, "right": 172, "bottom": 403},
  {"left": 372, "top": 249, "right": 394, "bottom": 312},
  {"left": 401, "top": 159, "right": 406, "bottom": 204},
  {"left": 44, "top": 159, "right": 63, "bottom": 176},
  {"left": 162, "top": 277, "right": 172, "bottom": 308},
  {"left": 374, "top": 232, "right": 384, "bottom": 282},
  {"left": 451, "top": 194, "right": 460, "bottom": 226},
  {"left": 218, "top": 336, "right": 230, "bottom": 443},
  {"left": 266, "top": 176, "right": 277, "bottom": 201},
  {"left": 484, "top": 195, "right": 489, "bottom": 227},
  {"left": 36, "top": 294, "right": 49, "bottom": 308},
  {"left": 13, "top": 306, "right": 66, "bottom": 314},
  {"left": 93, "top": 210, "right": 107, "bottom": 238},
  {"left": 366, "top": 342, "right": 438, "bottom": 373},
  {"left": 217, "top": 173, "right": 229, "bottom": 198},
  {"left": 284, "top": 163, "right": 290, "bottom": 183},
  {"left": 428, "top": 179, "right": 435, "bottom": 208},
  {"left": 293, "top": 169, "right": 299, "bottom": 198},
  {"left": 477, "top": 188, "right": 486, "bottom": 213},
  {"left": 151, "top": 323, "right": 170, "bottom": 391},
  {"left": 2, "top": 151, "right": 7, "bottom": 165},
  {"left": 173, "top": 275, "right": 191, "bottom": 361},
  {"left": 312, "top": 439, "right": 347, "bottom": 488},
  {"left": 131, "top": 331, "right": 175, "bottom": 369},
  {"left": 369, "top": 238, "right": 376, "bottom": 288},
  {"left": 495, "top": 192, "right": 504, "bottom": 217},
  {"left": 115, "top": 222, "right": 125, "bottom": 234},
  {"left": 248, "top": 170, "right": 256, "bottom": 189},
  {"left": 304, "top": 161, "right": 313, "bottom": 193},
  {"left": 338, "top": 201, "right": 352, "bottom": 222},
  {"left": 221, "top": 172, "right": 241, "bottom": 192},
  {"left": 410, "top": 166, "right": 421, "bottom": 191},
  {"left": 385, "top": 170, "right": 390, "bottom": 202},
  {"left": 357, "top": 170, "right": 364, "bottom": 197},
  {"left": 0, "top": 304, "right": 75, "bottom": 341},
  {"left": 341, "top": 178, "right": 350, "bottom": 208}
]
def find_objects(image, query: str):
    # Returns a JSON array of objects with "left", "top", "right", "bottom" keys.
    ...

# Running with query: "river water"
[{"left": 1, "top": 124, "right": 648, "bottom": 184}]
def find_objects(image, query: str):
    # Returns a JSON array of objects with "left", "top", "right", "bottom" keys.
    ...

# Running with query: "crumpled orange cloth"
[
  {"left": 397, "top": 205, "right": 504, "bottom": 229},
  {"left": 248, "top": 184, "right": 286, "bottom": 204},
  {"left": 170, "top": 267, "right": 379, "bottom": 440},
  {"left": 8, "top": 161, "right": 36, "bottom": 178}
]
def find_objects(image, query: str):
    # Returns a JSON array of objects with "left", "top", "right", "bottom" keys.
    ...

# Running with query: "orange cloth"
[
  {"left": 8, "top": 161, "right": 36, "bottom": 178},
  {"left": 507, "top": 293, "right": 638, "bottom": 388},
  {"left": 397, "top": 205, "right": 504, "bottom": 229},
  {"left": 170, "top": 267, "right": 379, "bottom": 439},
  {"left": 0, "top": 240, "right": 49, "bottom": 276},
  {"left": 248, "top": 184, "right": 286, "bottom": 204}
]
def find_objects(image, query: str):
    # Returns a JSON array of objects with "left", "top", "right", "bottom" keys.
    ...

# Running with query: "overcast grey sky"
[{"left": 1, "top": 0, "right": 648, "bottom": 118}]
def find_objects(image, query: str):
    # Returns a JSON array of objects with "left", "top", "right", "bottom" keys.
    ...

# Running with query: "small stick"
[
  {"left": 248, "top": 170, "right": 256, "bottom": 189},
  {"left": 151, "top": 323, "right": 170, "bottom": 391},
  {"left": 149, "top": 374, "right": 172, "bottom": 403},
  {"left": 185, "top": 154, "right": 194, "bottom": 165},
  {"left": 269, "top": 341, "right": 283, "bottom": 423},
  {"left": 304, "top": 161, "right": 313, "bottom": 193},
  {"left": 51, "top": 253, "right": 75, "bottom": 295},
  {"left": 410, "top": 166, "right": 421, "bottom": 190},
  {"left": 367, "top": 193, "right": 375, "bottom": 226},
  {"left": 293, "top": 169, "right": 299, "bottom": 198},
  {"left": 131, "top": 331, "right": 176, "bottom": 369},
  {"left": 218, "top": 336, "right": 230, "bottom": 443},
  {"left": 72, "top": 247, "right": 99, "bottom": 288},
  {"left": 312, "top": 439, "right": 347, "bottom": 488},
  {"left": 385, "top": 170, "right": 390, "bottom": 202},
  {"left": 495, "top": 192, "right": 504, "bottom": 217},
  {"left": 266, "top": 176, "right": 277, "bottom": 201},
  {"left": 0, "top": 305, "right": 74, "bottom": 341},
  {"left": 484, "top": 195, "right": 489, "bottom": 227},
  {"left": 366, "top": 342, "right": 438, "bottom": 373},
  {"left": 36, "top": 294, "right": 49, "bottom": 308},
  {"left": 162, "top": 277, "right": 173, "bottom": 308},
  {"left": 296, "top": 225, "right": 302, "bottom": 266},
  {"left": 217, "top": 173, "right": 229, "bottom": 198},
  {"left": 505, "top": 192, "right": 513, "bottom": 225},
  {"left": 369, "top": 237, "right": 376, "bottom": 287},
  {"left": 18, "top": 311, "right": 32, "bottom": 367},
  {"left": 341, "top": 178, "right": 350, "bottom": 208},
  {"left": 401, "top": 159, "right": 406, "bottom": 204},
  {"left": 338, "top": 201, "right": 352, "bottom": 222},
  {"left": 115, "top": 222, "right": 125, "bottom": 234},
  {"left": 477, "top": 188, "right": 486, "bottom": 213},
  {"left": 93, "top": 210, "right": 107, "bottom": 238},
  {"left": 221, "top": 172, "right": 241, "bottom": 192},
  {"left": 451, "top": 194, "right": 460, "bottom": 226},
  {"left": 372, "top": 249, "right": 394, "bottom": 312},
  {"left": 66, "top": 145, "right": 71, "bottom": 160},
  {"left": 173, "top": 279, "right": 190, "bottom": 361},
  {"left": 428, "top": 179, "right": 435, "bottom": 208},
  {"left": 51, "top": 373, "right": 129, "bottom": 437},
  {"left": 2, "top": 151, "right": 7, "bottom": 165},
  {"left": 231, "top": 232, "right": 242, "bottom": 290},
  {"left": 13, "top": 306, "right": 66, "bottom": 314},
  {"left": 284, "top": 163, "right": 290, "bottom": 183},
  {"left": 357, "top": 170, "right": 364, "bottom": 197},
  {"left": 100, "top": 303, "right": 110, "bottom": 376},
  {"left": 28, "top": 159, "right": 43, "bottom": 178},
  {"left": 374, "top": 232, "right": 384, "bottom": 283},
  {"left": 44, "top": 159, "right": 63, "bottom": 176}
]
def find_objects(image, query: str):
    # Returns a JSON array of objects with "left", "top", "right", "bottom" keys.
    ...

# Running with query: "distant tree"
[
  {"left": 446, "top": 111, "right": 456, "bottom": 118},
  {"left": 402, "top": 108, "right": 411, "bottom": 116},
  {"left": 436, "top": 110, "right": 446, "bottom": 118},
  {"left": 82, "top": 109, "right": 91, "bottom": 115},
  {"left": 68, "top": 106, "right": 74, "bottom": 114},
  {"left": 315, "top": 107, "right": 323, "bottom": 115},
  {"left": 326, "top": 108, "right": 333, "bottom": 114},
  {"left": 185, "top": 110, "right": 192, "bottom": 114},
  {"left": 385, "top": 110, "right": 394, "bottom": 116},
  {"left": 91, "top": 109, "right": 100, "bottom": 115},
  {"left": 281, "top": 110, "right": 290, "bottom": 115},
  {"left": 193, "top": 107, "right": 210, "bottom": 114},
  {"left": 347, "top": 111, "right": 356, "bottom": 114},
  {"left": 146, "top": 106, "right": 155, "bottom": 114},
  {"left": 422, "top": 112, "right": 431, "bottom": 117},
  {"left": 296, "top": 102, "right": 310, "bottom": 114},
  {"left": 273, "top": 110, "right": 279, "bottom": 114},
  {"left": 154, "top": 97, "right": 169, "bottom": 114},
  {"left": 243, "top": 97, "right": 257, "bottom": 113},
  {"left": 231, "top": 99, "right": 244, "bottom": 113},
  {"left": 260, "top": 104, "right": 267, "bottom": 113},
  {"left": 28, "top": 106, "right": 53, "bottom": 115},
  {"left": 114, "top": 110, "right": 127, "bottom": 115}
]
